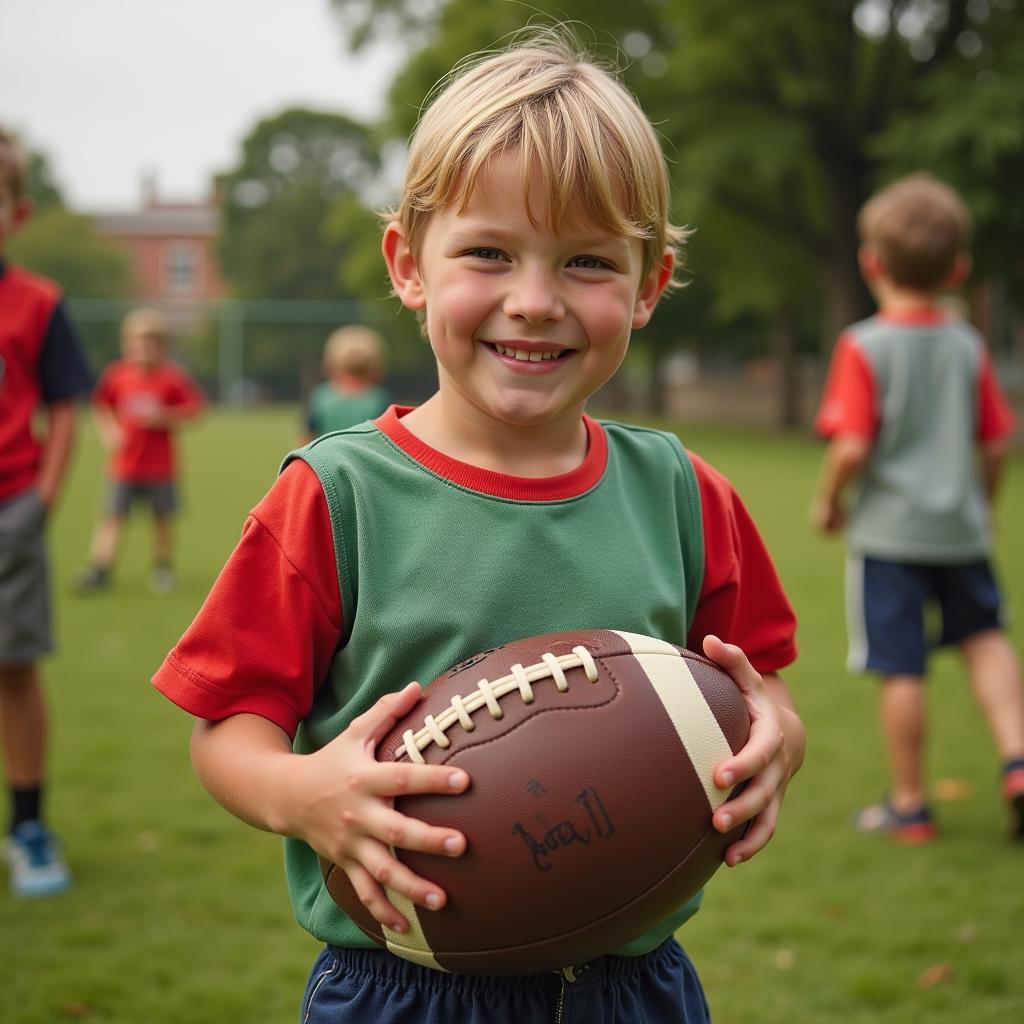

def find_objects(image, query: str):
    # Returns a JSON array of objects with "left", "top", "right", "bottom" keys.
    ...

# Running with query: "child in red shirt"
[
  {"left": 1, "top": 123, "right": 92, "bottom": 896},
  {"left": 77, "top": 308, "right": 203, "bottom": 593}
]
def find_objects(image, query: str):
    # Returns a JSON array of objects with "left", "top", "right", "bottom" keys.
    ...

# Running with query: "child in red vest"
[
  {"left": 1, "top": 124, "right": 92, "bottom": 896},
  {"left": 77, "top": 308, "right": 203, "bottom": 593}
]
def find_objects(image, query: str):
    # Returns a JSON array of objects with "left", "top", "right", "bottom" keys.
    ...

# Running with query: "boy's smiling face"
[{"left": 385, "top": 150, "right": 671, "bottom": 437}]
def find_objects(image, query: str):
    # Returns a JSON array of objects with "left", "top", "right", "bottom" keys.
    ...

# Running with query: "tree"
[
  {"left": 8, "top": 206, "right": 134, "bottom": 299},
  {"left": 217, "top": 107, "right": 382, "bottom": 299},
  {"left": 25, "top": 150, "right": 64, "bottom": 211},
  {"left": 332, "top": 0, "right": 1024, "bottom": 422}
]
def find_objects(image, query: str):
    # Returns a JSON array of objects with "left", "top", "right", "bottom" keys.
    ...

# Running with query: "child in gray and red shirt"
[{"left": 812, "top": 172, "right": 1024, "bottom": 843}]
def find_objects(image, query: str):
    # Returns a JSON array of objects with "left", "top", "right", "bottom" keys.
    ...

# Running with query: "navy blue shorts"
[
  {"left": 300, "top": 938, "right": 711, "bottom": 1024},
  {"left": 106, "top": 480, "right": 178, "bottom": 519},
  {"left": 845, "top": 555, "right": 1006, "bottom": 676}
]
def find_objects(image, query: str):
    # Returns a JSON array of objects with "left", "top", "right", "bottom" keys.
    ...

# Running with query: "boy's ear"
[
  {"left": 858, "top": 245, "right": 884, "bottom": 282},
  {"left": 632, "top": 248, "right": 675, "bottom": 329},
  {"left": 11, "top": 197, "right": 33, "bottom": 232},
  {"left": 382, "top": 222, "right": 426, "bottom": 311},
  {"left": 945, "top": 252, "right": 972, "bottom": 289}
]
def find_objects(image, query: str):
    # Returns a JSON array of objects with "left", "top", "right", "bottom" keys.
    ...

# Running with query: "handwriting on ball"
[{"left": 512, "top": 786, "right": 616, "bottom": 872}]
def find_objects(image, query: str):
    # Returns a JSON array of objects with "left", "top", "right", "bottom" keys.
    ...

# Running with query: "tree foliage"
[
  {"left": 331, "top": 0, "right": 1024, "bottom": 356},
  {"left": 216, "top": 107, "right": 382, "bottom": 299},
  {"left": 8, "top": 205, "right": 134, "bottom": 299},
  {"left": 25, "top": 150, "right": 64, "bottom": 211}
]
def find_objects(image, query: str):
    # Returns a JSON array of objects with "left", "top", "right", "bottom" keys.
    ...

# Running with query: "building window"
[{"left": 163, "top": 242, "right": 200, "bottom": 296}]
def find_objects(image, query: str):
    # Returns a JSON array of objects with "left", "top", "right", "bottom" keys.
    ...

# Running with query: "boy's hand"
[
  {"left": 701, "top": 636, "right": 803, "bottom": 868},
  {"left": 809, "top": 495, "right": 845, "bottom": 534},
  {"left": 284, "top": 682, "right": 470, "bottom": 934}
]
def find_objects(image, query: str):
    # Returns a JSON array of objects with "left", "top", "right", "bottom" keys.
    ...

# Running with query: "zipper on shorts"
[{"left": 554, "top": 964, "right": 585, "bottom": 1023}]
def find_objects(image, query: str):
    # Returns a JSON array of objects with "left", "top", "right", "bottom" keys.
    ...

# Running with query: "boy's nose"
[{"left": 503, "top": 269, "right": 565, "bottom": 323}]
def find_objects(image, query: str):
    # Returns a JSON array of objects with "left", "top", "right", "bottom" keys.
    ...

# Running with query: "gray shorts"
[
  {"left": 0, "top": 488, "right": 52, "bottom": 666},
  {"left": 107, "top": 480, "right": 178, "bottom": 519}
]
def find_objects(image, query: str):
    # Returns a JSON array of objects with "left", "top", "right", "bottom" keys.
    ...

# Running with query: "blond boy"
[
  {"left": 303, "top": 325, "right": 391, "bottom": 441},
  {"left": 0, "top": 124, "right": 92, "bottom": 895},
  {"left": 154, "top": 35, "right": 805, "bottom": 1022},
  {"left": 77, "top": 309, "right": 203, "bottom": 593},
  {"left": 813, "top": 173, "right": 1024, "bottom": 842}
]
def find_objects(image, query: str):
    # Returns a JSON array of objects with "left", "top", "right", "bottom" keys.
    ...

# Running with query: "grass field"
[{"left": 2, "top": 407, "right": 1022, "bottom": 1023}]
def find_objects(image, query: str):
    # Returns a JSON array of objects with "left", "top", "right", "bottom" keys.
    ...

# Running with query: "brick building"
[{"left": 92, "top": 173, "right": 225, "bottom": 322}]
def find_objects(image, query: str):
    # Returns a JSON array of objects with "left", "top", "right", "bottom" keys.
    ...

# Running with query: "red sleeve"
[
  {"left": 977, "top": 350, "right": 1016, "bottom": 443},
  {"left": 686, "top": 454, "right": 798, "bottom": 675},
  {"left": 814, "top": 334, "right": 877, "bottom": 440},
  {"left": 152, "top": 459, "right": 342, "bottom": 738}
]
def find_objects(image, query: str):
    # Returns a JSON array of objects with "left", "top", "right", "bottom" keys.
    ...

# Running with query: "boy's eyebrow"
[{"left": 446, "top": 222, "right": 632, "bottom": 252}]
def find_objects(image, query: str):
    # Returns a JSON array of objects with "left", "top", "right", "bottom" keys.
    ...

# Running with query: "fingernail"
[
  {"left": 731, "top": 853, "right": 744, "bottom": 866},
  {"left": 392, "top": 920, "right": 407, "bottom": 933},
  {"left": 444, "top": 836, "right": 461, "bottom": 854},
  {"left": 720, "top": 813, "right": 733, "bottom": 830},
  {"left": 721, "top": 771, "right": 734, "bottom": 786},
  {"left": 449, "top": 770, "right": 468, "bottom": 789},
  {"left": 425, "top": 893, "right": 441, "bottom": 909}
]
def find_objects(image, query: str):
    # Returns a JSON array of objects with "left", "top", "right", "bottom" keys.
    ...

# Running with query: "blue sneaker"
[
  {"left": 852, "top": 799, "right": 937, "bottom": 844},
  {"left": 5, "top": 820, "right": 72, "bottom": 897}
]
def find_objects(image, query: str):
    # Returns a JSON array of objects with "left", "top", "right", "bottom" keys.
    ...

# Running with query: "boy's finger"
[
  {"left": 713, "top": 714, "right": 783, "bottom": 790},
  {"left": 347, "top": 682, "right": 424, "bottom": 745},
  {"left": 701, "top": 635, "right": 763, "bottom": 693},
  {"left": 722, "top": 801, "right": 782, "bottom": 867},
  {"left": 712, "top": 767, "right": 776, "bottom": 833},
  {"left": 363, "top": 802, "right": 467, "bottom": 859},
  {"left": 341, "top": 858, "right": 411, "bottom": 934},
  {"left": 354, "top": 840, "right": 450, "bottom": 917},
  {"left": 369, "top": 760, "right": 470, "bottom": 799}
]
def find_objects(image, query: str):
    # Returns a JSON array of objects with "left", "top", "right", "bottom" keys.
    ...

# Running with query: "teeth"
[{"left": 494, "top": 344, "right": 562, "bottom": 362}]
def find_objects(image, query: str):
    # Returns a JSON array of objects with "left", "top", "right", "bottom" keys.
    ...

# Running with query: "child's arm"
[
  {"left": 189, "top": 685, "right": 470, "bottom": 935},
  {"left": 702, "top": 636, "right": 805, "bottom": 867},
  {"left": 140, "top": 371, "right": 205, "bottom": 430},
  {"left": 810, "top": 434, "right": 871, "bottom": 534},
  {"left": 93, "top": 404, "right": 124, "bottom": 452},
  {"left": 35, "top": 400, "right": 77, "bottom": 509},
  {"left": 980, "top": 436, "right": 1007, "bottom": 507}
]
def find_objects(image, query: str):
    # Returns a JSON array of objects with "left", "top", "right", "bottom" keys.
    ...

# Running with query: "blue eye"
[
  {"left": 469, "top": 248, "right": 504, "bottom": 261},
  {"left": 568, "top": 255, "right": 610, "bottom": 270}
]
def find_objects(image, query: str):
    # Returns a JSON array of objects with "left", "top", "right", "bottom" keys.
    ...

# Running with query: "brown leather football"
[{"left": 320, "top": 628, "right": 750, "bottom": 975}]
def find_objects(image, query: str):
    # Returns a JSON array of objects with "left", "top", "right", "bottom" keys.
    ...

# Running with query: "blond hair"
[
  {"left": 122, "top": 307, "right": 171, "bottom": 348},
  {"left": 858, "top": 173, "right": 971, "bottom": 291},
  {"left": 322, "top": 325, "right": 387, "bottom": 381},
  {"left": 393, "top": 30, "right": 685, "bottom": 287},
  {"left": 0, "top": 124, "right": 29, "bottom": 200}
]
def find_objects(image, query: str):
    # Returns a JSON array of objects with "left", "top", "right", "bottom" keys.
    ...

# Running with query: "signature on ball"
[{"left": 512, "top": 785, "right": 616, "bottom": 872}]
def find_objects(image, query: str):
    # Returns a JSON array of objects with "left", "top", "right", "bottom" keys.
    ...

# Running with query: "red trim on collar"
[
  {"left": 373, "top": 405, "right": 608, "bottom": 500},
  {"left": 878, "top": 307, "right": 949, "bottom": 326}
]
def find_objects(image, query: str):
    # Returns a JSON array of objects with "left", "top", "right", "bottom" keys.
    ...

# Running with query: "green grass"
[{"left": 2, "top": 407, "right": 1022, "bottom": 1023}]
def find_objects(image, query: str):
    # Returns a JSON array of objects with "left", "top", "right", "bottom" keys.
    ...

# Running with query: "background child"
[
  {"left": 0, "top": 124, "right": 92, "bottom": 896},
  {"left": 303, "top": 324, "right": 390, "bottom": 441},
  {"left": 153, "top": 34, "right": 805, "bottom": 1023},
  {"left": 77, "top": 308, "right": 203, "bottom": 594},
  {"left": 811, "top": 172, "right": 1024, "bottom": 842}
]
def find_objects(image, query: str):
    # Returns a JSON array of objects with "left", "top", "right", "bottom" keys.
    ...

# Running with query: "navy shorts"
[
  {"left": 845, "top": 555, "right": 1006, "bottom": 676},
  {"left": 106, "top": 480, "right": 177, "bottom": 518},
  {"left": 300, "top": 938, "right": 711, "bottom": 1024}
]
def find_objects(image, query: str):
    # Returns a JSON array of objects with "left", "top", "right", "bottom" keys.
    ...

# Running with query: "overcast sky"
[{"left": 0, "top": 0, "right": 405, "bottom": 210}]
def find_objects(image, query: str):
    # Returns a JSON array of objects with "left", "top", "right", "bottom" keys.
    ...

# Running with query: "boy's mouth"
[{"left": 487, "top": 342, "right": 571, "bottom": 363}]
